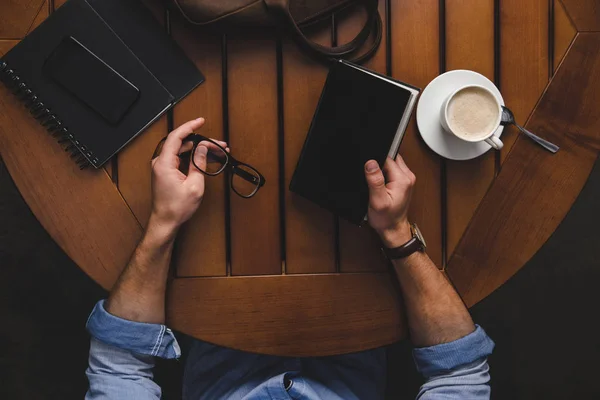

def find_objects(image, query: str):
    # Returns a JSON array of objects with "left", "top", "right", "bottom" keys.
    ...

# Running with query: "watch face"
[{"left": 412, "top": 223, "right": 427, "bottom": 249}]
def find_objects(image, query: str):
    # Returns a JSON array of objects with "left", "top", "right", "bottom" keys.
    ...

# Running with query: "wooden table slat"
[
  {"left": 445, "top": 0, "right": 496, "bottom": 261},
  {"left": 171, "top": 16, "right": 228, "bottom": 277},
  {"left": 166, "top": 272, "right": 405, "bottom": 356},
  {"left": 499, "top": 0, "right": 550, "bottom": 164},
  {"left": 114, "top": 0, "right": 167, "bottom": 228},
  {"left": 283, "top": 26, "right": 337, "bottom": 274},
  {"left": 337, "top": 0, "right": 391, "bottom": 273},
  {"left": 28, "top": 0, "right": 49, "bottom": 34},
  {"left": 554, "top": 0, "right": 577, "bottom": 73},
  {"left": 117, "top": 119, "right": 167, "bottom": 228},
  {"left": 0, "top": 0, "right": 46, "bottom": 38},
  {"left": 228, "top": 34, "right": 282, "bottom": 275},
  {"left": 390, "top": 0, "right": 443, "bottom": 268},
  {"left": 560, "top": 0, "right": 600, "bottom": 31}
]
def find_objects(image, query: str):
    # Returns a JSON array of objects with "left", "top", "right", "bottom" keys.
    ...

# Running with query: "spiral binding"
[{"left": 0, "top": 60, "right": 98, "bottom": 169}]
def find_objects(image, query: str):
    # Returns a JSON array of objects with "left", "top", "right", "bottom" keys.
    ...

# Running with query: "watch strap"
[{"left": 383, "top": 237, "right": 423, "bottom": 260}]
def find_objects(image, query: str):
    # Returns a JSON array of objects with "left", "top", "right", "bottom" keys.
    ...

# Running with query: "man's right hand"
[
  {"left": 150, "top": 118, "right": 227, "bottom": 237},
  {"left": 364, "top": 156, "right": 416, "bottom": 249}
]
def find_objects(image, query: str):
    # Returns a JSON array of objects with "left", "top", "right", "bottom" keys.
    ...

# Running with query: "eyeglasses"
[{"left": 152, "top": 134, "right": 266, "bottom": 198}]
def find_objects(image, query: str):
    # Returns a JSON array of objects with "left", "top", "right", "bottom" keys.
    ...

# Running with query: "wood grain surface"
[
  {"left": 227, "top": 34, "right": 282, "bottom": 275},
  {"left": 390, "top": 0, "right": 443, "bottom": 268},
  {"left": 554, "top": 0, "right": 577, "bottom": 72},
  {"left": 0, "top": 0, "right": 47, "bottom": 38},
  {"left": 28, "top": 0, "right": 49, "bottom": 33},
  {"left": 117, "top": 119, "right": 167, "bottom": 227},
  {"left": 499, "top": 0, "right": 549, "bottom": 163},
  {"left": 166, "top": 272, "right": 405, "bottom": 356},
  {"left": 445, "top": 0, "right": 496, "bottom": 260},
  {"left": 171, "top": 17, "right": 227, "bottom": 277},
  {"left": 561, "top": 0, "right": 600, "bottom": 31},
  {"left": 447, "top": 33, "right": 600, "bottom": 307}
]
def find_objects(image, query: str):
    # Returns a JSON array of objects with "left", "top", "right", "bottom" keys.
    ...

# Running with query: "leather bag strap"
[{"left": 264, "top": 0, "right": 382, "bottom": 63}]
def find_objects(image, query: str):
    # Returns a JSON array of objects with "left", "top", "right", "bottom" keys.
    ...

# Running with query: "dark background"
[{"left": 1, "top": 155, "right": 599, "bottom": 399}]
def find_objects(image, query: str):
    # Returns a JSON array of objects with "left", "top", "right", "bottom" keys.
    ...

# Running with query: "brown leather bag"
[{"left": 171, "top": 0, "right": 382, "bottom": 64}]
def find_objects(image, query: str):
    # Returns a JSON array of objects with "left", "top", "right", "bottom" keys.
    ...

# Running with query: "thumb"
[
  {"left": 365, "top": 160, "right": 388, "bottom": 209},
  {"left": 186, "top": 145, "right": 207, "bottom": 190},
  {"left": 193, "top": 144, "right": 208, "bottom": 171}
]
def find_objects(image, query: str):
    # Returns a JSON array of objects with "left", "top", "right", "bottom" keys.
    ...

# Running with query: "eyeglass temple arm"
[{"left": 234, "top": 167, "right": 261, "bottom": 185}]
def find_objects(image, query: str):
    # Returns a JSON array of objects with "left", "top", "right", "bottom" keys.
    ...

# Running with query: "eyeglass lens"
[
  {"left": 191, "top": 138, "right": 228, "bottom": 175},
  {"left": 232, "top": 164, "right": 261, "bottom": 198}
]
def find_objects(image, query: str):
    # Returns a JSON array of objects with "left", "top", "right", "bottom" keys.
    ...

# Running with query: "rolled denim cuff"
[
  {"left": 86, "top": 300, "right": 181, "bottom": 359},
  {"left": 413, "top": 325, "right": 495, "bottom": 377}
]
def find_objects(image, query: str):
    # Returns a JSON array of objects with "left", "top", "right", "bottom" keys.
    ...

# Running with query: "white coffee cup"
[{"left": 440, "top": 84, "right": 503, "bottom": 150}]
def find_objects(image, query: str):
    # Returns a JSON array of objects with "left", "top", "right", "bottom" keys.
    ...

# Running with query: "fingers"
[
  {"left": 206, "top": 139, "right": 229, "bottom": 153},
  {"left": 395, "top": 155, "right": 416, "bottom": 184},
  {"left": 395, "top": 154, "right": 409, "bottom": 174},
  {"left": 212, "top": 140, "right": 228, "bottom": 149},
  {"left": 179, "top": 141, "right": 195, "bottom": 154},
  {"left": 364, "top": 160, "right": 388, "bottom": 210},
  {"left": 382, "top": 157, "right": 403, "bottom": 182},
  {"left": 198, "top": 139, "right": 226, "bottom": 155},
  {"left": 193, "top": 144, "right": 208, "bottom": 171},
  {"left": 161, "top": 118, "right": 205, "bottom": 161},
  {"left": 177, "top": 139, "right": 230, "bottom": 163},
  {"left": 185, "top": 144, "right": 206, "bottom": 197}
]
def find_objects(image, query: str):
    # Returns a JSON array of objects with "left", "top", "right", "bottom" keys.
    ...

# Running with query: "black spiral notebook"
[
  {"left": 290, "top": 60, "right": 420, "bottom": 225},
  {"left": 0, "top": 0, "right": 204, "bottom": 169}
]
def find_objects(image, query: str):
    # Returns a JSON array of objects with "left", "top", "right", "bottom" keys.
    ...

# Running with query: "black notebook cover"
[
  {"left": 0, "top": 0, "right": 204, "bottom": 168},
  {"left": 290, "top": 60, "right": 419, "bottom": 225}
]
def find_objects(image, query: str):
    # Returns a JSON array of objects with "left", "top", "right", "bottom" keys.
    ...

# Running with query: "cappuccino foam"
[{"left": 447, "top": 87, "right": 498, "bottom": 139}]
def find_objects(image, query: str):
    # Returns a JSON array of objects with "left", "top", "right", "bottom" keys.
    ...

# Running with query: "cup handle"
[{"left": 485, "top": 135, "right": 504, "bottom": 150}]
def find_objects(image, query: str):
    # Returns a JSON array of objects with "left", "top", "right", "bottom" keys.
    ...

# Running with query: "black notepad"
[
  {"left": 0, "top": 0, "right": 204, "bottom": 169},
  {"left": 290, "top": 60, "right": 420, "bottom": 225}
]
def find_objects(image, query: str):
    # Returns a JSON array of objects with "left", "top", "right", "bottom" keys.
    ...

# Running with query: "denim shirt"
[{"left": 86, "top": 300, "right": 495, "bottom": 399}]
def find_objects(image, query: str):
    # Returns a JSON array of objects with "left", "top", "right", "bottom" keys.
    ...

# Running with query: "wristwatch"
[{"left": 382, "top": 223, "right": 427, "bottom": 260}]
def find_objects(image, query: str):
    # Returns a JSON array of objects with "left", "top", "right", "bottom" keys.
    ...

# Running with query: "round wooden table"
[{"left": 1, "top": 0, "right": 599, "bottom": 356}]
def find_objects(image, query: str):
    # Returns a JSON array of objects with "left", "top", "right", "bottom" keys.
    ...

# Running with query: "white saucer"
[{"left": 416, "top": 70, "right": 504, "bottom": 161}]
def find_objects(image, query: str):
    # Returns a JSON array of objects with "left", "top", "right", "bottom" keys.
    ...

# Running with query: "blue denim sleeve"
[
  {"left": 85, "top": 300, "right": 181, "bottom": 400},
  {"left": 412, "top": 325, "right": 495, "bottom": 399}
]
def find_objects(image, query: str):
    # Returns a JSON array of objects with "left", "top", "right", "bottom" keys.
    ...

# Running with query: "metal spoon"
[{"left": 501, "top": 106, "right": 559, "bottom": 153}]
